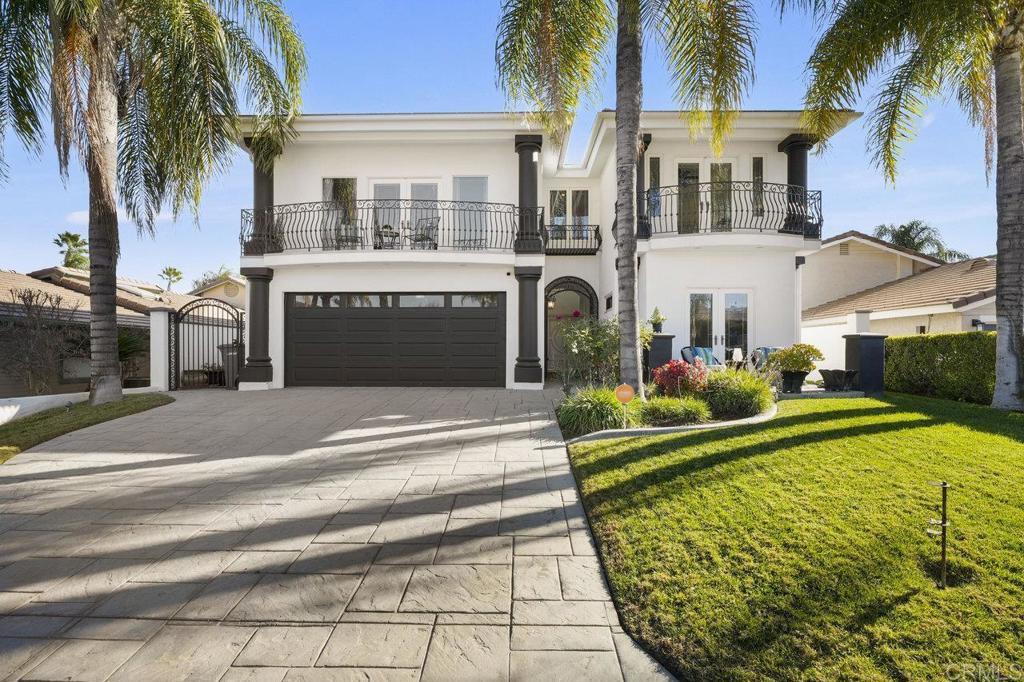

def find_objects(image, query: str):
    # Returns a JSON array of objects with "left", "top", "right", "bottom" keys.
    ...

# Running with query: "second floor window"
[
  {"left": 549, "top": 190, "right": 589, "bottom": 237},
  {"left": 454, "top": 176, "right": 488, "bottom": 204},
  {"left": 323, "top": 178, "right": 356, "bottom": 220},
  {"left": 571, "top": 190, "right": 589, "bottom": 227},
  {"left": 649, "top": 157, "right": 661, "bottom": 217},
  {"left": 752, "top": 157, "right": 764, "bottom": 217}
]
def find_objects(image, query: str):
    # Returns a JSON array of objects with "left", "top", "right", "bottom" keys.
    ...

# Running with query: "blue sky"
[{"left": 0, "top": 0, "right": 994, "bottom": 289}]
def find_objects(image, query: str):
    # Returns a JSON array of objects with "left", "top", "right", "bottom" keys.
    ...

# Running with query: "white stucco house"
[{"left": 233, "top": 109, "right": 858, "bottom": 390}]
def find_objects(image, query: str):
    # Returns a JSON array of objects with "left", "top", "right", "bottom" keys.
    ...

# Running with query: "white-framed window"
[{"left": 453, "top": 176, "right": 488, "bottom": 203}]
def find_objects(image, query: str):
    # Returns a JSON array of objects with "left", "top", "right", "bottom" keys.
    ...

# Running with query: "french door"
[
  {"left": 675, "top": 159, "right": 735, "bottom": 233},
  {"left": 687, "top": 289, "right": 752, "bottom": 363},
  {"left": 370, "top": 179, "right": 440, "bottom": 235}
]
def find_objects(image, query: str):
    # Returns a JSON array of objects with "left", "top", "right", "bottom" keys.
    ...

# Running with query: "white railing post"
[{"left": 149, "top": 307, "right": 173, "bottom": 392}]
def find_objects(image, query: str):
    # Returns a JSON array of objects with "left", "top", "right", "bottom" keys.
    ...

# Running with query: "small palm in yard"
[
  {"left": 53, "top": 231, "right": 89, "bottom": 268},
  {"left": 0, "top": 0, "right": 306, "bottom": 405},
  {"left": 873, "top": 220, "right": 970, "bottom": 263},
  {"left": 496, "top": 0, "right": 756, "bottom": 399},
  {"left": 787, "top": 0, "right": 1024, "bottom": 409}
]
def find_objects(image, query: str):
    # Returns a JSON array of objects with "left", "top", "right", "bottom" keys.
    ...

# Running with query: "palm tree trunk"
[
  {"left": 615, "top": 0, "right": 645, "bottom": 399},
  {"left": 86, "top": 0, "right": 122, "bottom": 405},
  {"left": 992, "top": 41, "right": 1024, "bottom": 410}
]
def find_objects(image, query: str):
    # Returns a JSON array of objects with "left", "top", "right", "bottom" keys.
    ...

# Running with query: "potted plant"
[
  {"left": 768, "top": 343, "right": 824, "bottom": 394},
  {"left": 649, "top": 307, "right": 667, "bottom": 333}
]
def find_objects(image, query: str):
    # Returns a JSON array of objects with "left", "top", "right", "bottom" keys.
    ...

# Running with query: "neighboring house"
[
  {"left": 0, "top": 270, "right": 150, "bottom": 397},
  {"left": 234, "top": 109, "right": 858, "bottom": 389},
  {"left": 29, "top": 265, "right": 199, "bottom": 310},
  {"left": 801, "top": 230, "right": 941, "bottom": 310},
  {"left": 801, "top": 257, "right": 996, "bottom": 372},
  {"left": 189, "top": 274, "right": 247, "bottom": 308}
]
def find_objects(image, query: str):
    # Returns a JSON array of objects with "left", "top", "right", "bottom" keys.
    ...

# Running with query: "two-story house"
[{"left": 234, "top": 109, "right": 857, "bottom": 390}]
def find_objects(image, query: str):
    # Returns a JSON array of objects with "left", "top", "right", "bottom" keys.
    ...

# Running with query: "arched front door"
[{"left": 544, "top": 277, "right": 599, "bottom": 376}]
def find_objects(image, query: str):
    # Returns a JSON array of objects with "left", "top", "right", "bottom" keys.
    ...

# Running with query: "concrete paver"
[{"left": 0, "top": 387, "right": 673, "bottom": 680}]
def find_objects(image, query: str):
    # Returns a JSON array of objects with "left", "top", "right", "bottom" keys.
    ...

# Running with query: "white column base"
[
  {"left": 510, "top": 381, "right": 546, "bottom": 391},
  {"left": 238, "top": 381, "right": 274, "bottom": 391}
]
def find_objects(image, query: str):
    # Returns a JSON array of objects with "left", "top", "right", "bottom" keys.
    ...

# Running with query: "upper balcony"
[
  {"left": 641, "top": 181, "right": 822, "bottom": 240},
  {"left": 239, "top": 200, "right": 602, "bottom": 257}
]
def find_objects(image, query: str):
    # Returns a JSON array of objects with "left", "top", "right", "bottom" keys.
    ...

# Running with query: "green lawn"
[
  {"left": 568, "top": 395, "right": 1024, "bottom": 681},
  {"left": 0, "top": 393, "right": 174, "bottom": 463}
]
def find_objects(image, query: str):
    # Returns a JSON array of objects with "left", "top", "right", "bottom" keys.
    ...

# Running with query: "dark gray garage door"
[{"left": 285, "top": 292, "right": 506, "bottom": 387}]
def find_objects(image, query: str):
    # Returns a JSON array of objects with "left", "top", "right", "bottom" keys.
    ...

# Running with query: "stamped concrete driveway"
[{"left": 0, "top": 387, "right": 673, "bottom": 681}]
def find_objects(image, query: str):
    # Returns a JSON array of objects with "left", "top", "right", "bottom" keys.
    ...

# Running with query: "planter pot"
[
  {"left": 652, "top": 322, "right": 663, "bottom": 333},
  {"left": 781, "top": 370, "right": 810, "bottom": 394}
]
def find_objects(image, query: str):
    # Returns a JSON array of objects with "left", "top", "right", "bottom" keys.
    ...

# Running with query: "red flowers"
[{"left": 652, "top": 358, "right": 708, "bottom": 396}]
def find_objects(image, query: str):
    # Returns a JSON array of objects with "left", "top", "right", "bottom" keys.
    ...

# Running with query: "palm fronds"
[{"left": 495, "top": 0, "right": 613, "bottom": 143}]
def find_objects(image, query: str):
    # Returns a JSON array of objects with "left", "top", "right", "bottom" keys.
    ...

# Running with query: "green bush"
[
  {"left": 703, "top": 369, "right": 774, "bottom": 419},
  {"left": 885, "top": 331, "right": 996, "bottom": 404},
  {"left": 637, "top": 396, "right": 711, "bottom": 427},
  {"left": 557, "top": 387, "right": 639, "bottom": 437}
]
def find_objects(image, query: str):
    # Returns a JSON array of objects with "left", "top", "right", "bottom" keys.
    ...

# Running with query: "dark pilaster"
[
  {"left": 843, "top": 333, "right": 887, "bottom": 395},
  {"left": 778, "top": 133, "right": 817, "bottom": 188},
  {"left": 240, "top": 266, "right": 274, "bottom": 382},
  {"left": 778, "top": 133, "right": 818, "bottom": 233},
  {"left": 637, "top": 133, "right": 652, "bottom": 238},
  {"left": 514, "top": 266, "right": 543, "bottom": 383},
  {"left": 244, "top": 137, "right": 277, "bottom": 254},
  {"left": 514, "top": 134, "right": 544, "bottom": 253}
]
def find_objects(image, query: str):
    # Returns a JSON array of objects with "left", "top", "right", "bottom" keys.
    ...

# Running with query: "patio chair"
[
  {"left": 681, "top": 346, "right": 723, "bottom": 367},
  {"left": 334, "top": 219, "right": 363, "bottom": 250},
  {"left": 408, "top": 216, "right": 440, "bottom": 250},
  {"left": 750, "top": 346, "right": 783, "bottom": 369},
  {"left": 373, "top": 224, "right": 401, "bottom": 250}
]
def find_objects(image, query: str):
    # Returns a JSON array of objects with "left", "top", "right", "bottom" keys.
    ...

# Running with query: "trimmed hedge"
[{"left": 885, "top": 331, "right": 996, "bottom": 404}]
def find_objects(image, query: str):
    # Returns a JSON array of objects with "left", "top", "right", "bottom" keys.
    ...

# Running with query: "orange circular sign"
[{"left": 614, "top": 384, "right": 635, "bottom": 404}]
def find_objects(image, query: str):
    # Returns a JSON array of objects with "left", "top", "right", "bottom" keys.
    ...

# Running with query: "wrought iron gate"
[{"left": 169, "top": 298, "right": 244, "bottom": 390}]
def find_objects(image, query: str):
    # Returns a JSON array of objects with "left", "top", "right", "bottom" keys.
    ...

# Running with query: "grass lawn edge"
[{"left": 0, "top": 392, "right": 176, "bottom": 464}]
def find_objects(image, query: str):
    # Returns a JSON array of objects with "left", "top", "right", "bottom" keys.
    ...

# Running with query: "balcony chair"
[
  {"left": 373, "top": 224, "right": 401, "bottom": 250},
  {"left": 408, "top": 216, "right": 440, "bottom": 250},
  {"left": 334, "top": 219, "right": 363, "bottom": 250}
]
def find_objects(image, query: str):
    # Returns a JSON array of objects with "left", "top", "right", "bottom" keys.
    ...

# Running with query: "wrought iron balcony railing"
[
  {"left": 641, "top": 181, "right": 822, "bottom": 239},
  {"left": 240, "top": 200, "right": 544, "bottom": 256},
  {"left": 543, "top": 223, "right": 601, "bottom": 255}
]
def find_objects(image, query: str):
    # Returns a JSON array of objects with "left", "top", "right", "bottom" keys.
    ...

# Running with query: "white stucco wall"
[
  {"left": 641, "top": 242, "right": 803, "bottom": 361},
  {"left": 802, "top": 240, "right": 937, "bottom": 309},
  {"left": 274, "top": 140, "right": 522, "bottom": 207}
]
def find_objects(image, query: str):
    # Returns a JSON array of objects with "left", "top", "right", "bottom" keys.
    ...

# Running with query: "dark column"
[
  {"left": 240, "top": 267, "right": 274, "bottom": 383},
  {"left": 514, "top": 266, "right": 543, "bottom": 383},
  {"left": 514, "top": 134, "right": 543, "bottom": 253},
  {"left": 778, "top": 133, "right": 817, "bottom": 233},
  {"left": 637, "top": 134, "right": 652, "bottom": 238},
  {"left": 244, "top": 137, "right": 277, "bottom": 254},
  {"left": 843, "top": 333, "right": 887, "bottom": 395}
]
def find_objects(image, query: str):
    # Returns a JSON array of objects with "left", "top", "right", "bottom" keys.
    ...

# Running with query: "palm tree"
[
  {"left": 159, "top": 266, "right": 183, "bottom": 292},
  {"left": 788, "top": 0, "right": 1023, "bottom": 409},
  {"left": 0, "top": 0, "right": 305, "bottom": 405},
  {"left": 53, "top": 231, "right": 89, "bottom": 269},
  {"left": 873, "top": 220, "right": 970, "bottom": 262},
  {"left": 496, "top": 0, "right": 756, "bottom": 397}
]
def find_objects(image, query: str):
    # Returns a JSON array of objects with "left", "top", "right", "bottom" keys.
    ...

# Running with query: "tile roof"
[
  {"left": 0, "top": 270, "right": 147, "bottom": 325},
  {"left": 803, "top": 257, "right": 996, "bottom": 320},
  {"left": 27, "top": 267, "right": 199, "bottom": 312}
]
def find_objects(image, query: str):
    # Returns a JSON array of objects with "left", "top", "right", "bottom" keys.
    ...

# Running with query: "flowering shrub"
[{"left": 652, "top": 359, "right": 708, "bottom": 396}]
